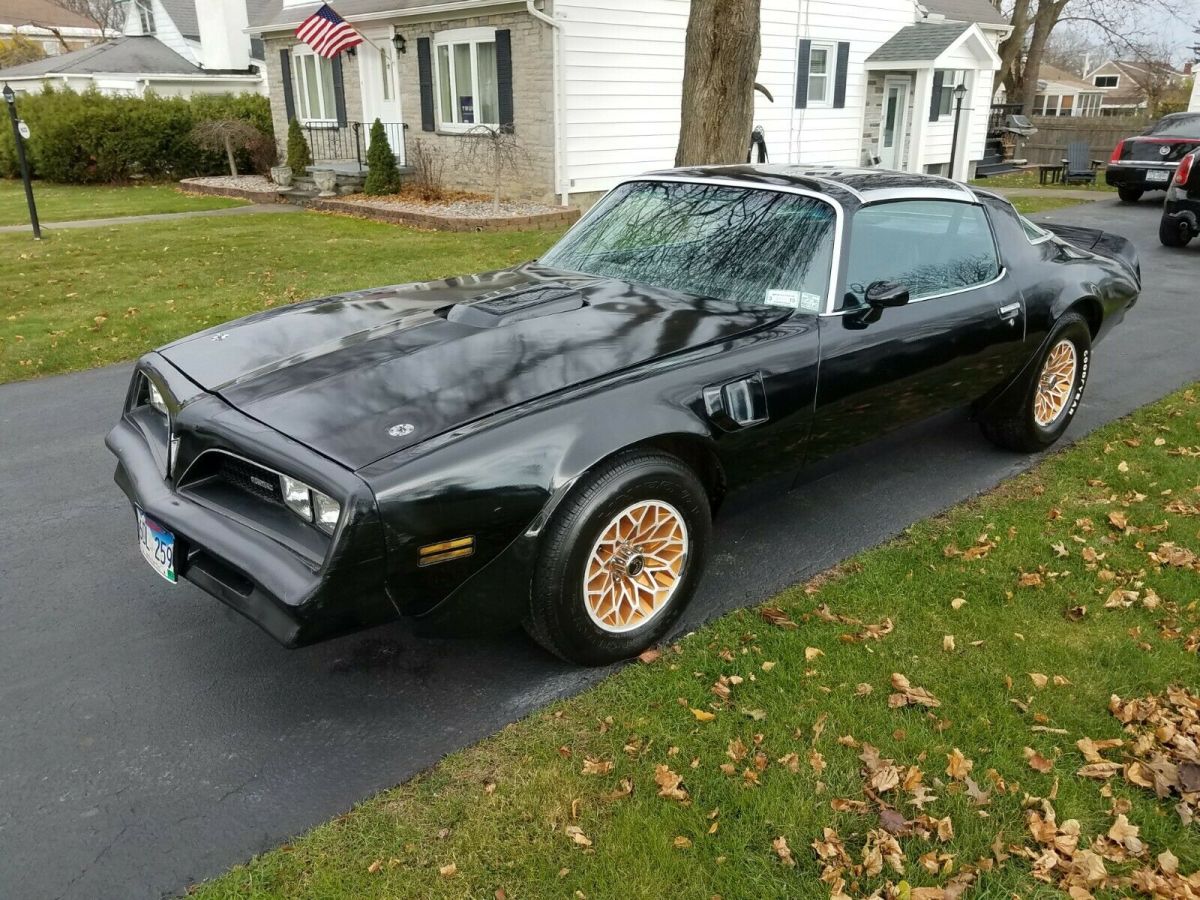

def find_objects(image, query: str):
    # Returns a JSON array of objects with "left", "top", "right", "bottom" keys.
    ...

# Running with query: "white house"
[
  {"left": 248, "top": 0, "right": 1009, "bottom": 204},
  {"left": 0, "top": 0, "right": 269, "bottom": 98}
]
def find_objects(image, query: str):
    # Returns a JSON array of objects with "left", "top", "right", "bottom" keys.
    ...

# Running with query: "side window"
[{"left": 843, "top": 200, "right": 1000, "bottom": 306}]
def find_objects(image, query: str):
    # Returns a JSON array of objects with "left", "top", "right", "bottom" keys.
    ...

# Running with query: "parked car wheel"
[
  {"left": 524, "top": 450, "right": 711, "bottom": 665},
  {"left": 1117, "top": 187, "right": 1144, "bottom": 203},
  {"left": 980, "top": 312, "right": 1091, "bottom": 453},
  {"left": 1159, "top": 214, "right": 1194, "bottom": 247}
]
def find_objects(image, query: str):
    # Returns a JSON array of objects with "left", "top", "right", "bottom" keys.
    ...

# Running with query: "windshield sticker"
[
  {"left": 799, "top": 292, "right": 823, "bottom": 312},
  {"left": 765, "top": 289, "right": 801, "bottom": 309}
]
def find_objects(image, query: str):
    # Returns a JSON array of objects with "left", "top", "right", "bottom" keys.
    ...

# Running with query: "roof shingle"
[{"left": 866, "top": 23, "right": 970, "bottom": 64}]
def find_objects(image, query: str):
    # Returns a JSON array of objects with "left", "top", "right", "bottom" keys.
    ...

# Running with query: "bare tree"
[
  {"left": 191, "top": 120, "right": 269, "bottom": 177},
  {"left": 47, "top": 0, "right": 123, "bottom": 37},
  {"left": 1042, "top": 26, "right": 1106, "bottom": 76},
  {"left": 995, "top": 0, "right": 1185, "bottom": 113},
  {"left": 457, "top": 125, "right": 529, "bottom": 213},
  {"left": 675, "top": 0, "right": 761, "bottom": 166}
]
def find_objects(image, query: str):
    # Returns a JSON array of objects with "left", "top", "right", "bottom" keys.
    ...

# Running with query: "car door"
[{"left": 807, "top": 198, "right": 1028, "bottom": 462}]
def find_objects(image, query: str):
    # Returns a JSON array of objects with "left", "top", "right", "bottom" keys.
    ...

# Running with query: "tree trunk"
[
  {"left": 675, "top": 0, "right": 761, "bottom": 167},
  {"left": 223, "top": 134, "right": 238, "bottom": 177},
  {"left": 996, "top": 0, "right": 1029, "bottom": 103},
  {"left": 1019, "top": 0, "right": 1067, "bottom": 115}
]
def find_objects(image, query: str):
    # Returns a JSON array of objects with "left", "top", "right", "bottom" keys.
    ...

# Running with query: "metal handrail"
[{"left": 301, "top": 121, "right": 409, "bottom": 169}]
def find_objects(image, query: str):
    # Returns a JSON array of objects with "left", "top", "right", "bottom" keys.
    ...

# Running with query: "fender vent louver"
[{"left": 441, "top": 285, "right": 585, "bottom": 328}]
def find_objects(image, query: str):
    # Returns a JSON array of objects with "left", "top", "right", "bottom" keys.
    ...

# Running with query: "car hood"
[{"left": 159, "top": 265, "right": 788, "bottom": 470}]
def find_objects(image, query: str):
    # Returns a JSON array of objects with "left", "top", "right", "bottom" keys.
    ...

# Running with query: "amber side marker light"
[{"left": 418, "top": 536, "right": 475, "bottom": 566}]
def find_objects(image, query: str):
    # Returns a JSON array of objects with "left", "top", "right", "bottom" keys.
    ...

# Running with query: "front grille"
[{"left": 215, "top": 456, "right": 283, "bottom": 504}]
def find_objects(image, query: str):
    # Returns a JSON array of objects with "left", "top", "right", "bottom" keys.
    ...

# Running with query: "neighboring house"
[
  {"left": 1084, "top": 58, "right": 1185, "bottom": 116},
  {"left": 248, "top": 0, "right": 1009, "bottom": 204},
  {"left": 0, "top": 0, "right": 104, "bottom": 57},
  {"left": 0, "top": 0, "right": 268, "bottom": 97},
  {"left": 1032, "top": 62, "right": 1103, "bottom": 117},
  {"left": 1189, "top": 72, "right": 1200, "bottom": 113}
]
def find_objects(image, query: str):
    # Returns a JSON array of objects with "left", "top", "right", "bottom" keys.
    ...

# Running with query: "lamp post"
[
  {"left": 948, "top": 82, "right": 968, "bottom": 182},
  {"left": 3, "top": 83, "right": 40, "bottom": 240}
]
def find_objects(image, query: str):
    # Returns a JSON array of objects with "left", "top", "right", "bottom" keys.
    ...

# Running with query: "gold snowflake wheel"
[
  {"left": 583, "top": 500, "right": 689, "bottom": 634},
  {"left": 1034, "top": 339, "right": 1078, "bottom": 427}
]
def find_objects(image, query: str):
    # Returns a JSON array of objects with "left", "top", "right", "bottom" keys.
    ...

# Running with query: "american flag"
[{"left": 295, "top": 4, "right": 363, "bottom": 58}]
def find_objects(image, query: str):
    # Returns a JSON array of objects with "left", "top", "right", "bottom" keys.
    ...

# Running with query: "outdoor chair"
[{"left": 1062, "top": 141, "right": 1096, "bottom": 185}]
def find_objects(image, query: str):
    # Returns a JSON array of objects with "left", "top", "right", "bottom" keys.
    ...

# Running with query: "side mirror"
[{"left": 865, "top": 281, "right": 910, "bottom": 309}]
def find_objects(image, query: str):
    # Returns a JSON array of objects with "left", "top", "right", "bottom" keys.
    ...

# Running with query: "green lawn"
[
  {"left": 1007, "top": 195, "right": 1096, "bottom": 216},
  {"left": 194, "top": 386, "right": 1200, "bottom": 899},
  {"left": 0, "top": 212, "right": 561, "bottom": 383},
  {"left": 0, "top": 180, "right": 247, "bottom": 227},
  {"left": 972, "top": 170, "right": 1117, "bottom": 193}
]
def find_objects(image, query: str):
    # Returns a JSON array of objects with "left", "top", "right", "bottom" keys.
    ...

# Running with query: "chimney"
[
  {"left": 196, "top": 0, "right": 250, "bottom": 71},
  {"left": 1185, "top": 61, "right": 1194, "bottom": 76}
]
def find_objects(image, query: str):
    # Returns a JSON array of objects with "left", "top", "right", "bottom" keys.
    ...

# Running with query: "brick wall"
[{"left": 265, "top": 9, "right": 557, "bottom": 202}]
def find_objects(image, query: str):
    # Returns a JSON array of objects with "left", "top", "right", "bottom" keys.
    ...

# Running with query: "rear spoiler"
[{"left": 1042, "top": 223, "right": 1141, "bottom": 286}]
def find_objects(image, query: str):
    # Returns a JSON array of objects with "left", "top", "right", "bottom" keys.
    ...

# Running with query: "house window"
[
  {"left": 291, "top": 47, "right": 338, "bottom": 124},
  {"left": 807, "top": 42, "right": 835, "bottom": 106},
  {"left": 935, "top": 70, "right": 966, "bottom": 116},
  {"left": 434, "top": 27, "right": 499, "bottom": 130},
  {"left": 1093, "top": 74, "right": 1118, "bottom": 88},
  {"left": 1078, "top": 92, "right": 1102, "bottom": 115},
  {"left": 136, "top": 0, "right": 156, "bottom": 34}
]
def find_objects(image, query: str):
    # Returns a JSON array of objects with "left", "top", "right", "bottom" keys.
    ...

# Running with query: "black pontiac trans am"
[{"left": 107, "top": 167, "right": 1140, "bottom": 665}]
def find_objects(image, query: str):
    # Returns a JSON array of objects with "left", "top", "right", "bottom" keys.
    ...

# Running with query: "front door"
[
  {"left": 879, "top": 77, "right": 910, "bottom": 169},
  {"left": 358, "top": 35, "right": 405, "bottom": 164}
]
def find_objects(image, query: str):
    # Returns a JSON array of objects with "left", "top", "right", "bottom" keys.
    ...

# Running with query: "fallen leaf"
[
  {"left": 951, "top": 597, "right": 967, "bottom": 609},
  {"left": 654, "top": 765, "right": 689, "bottom": 802},
  {"left": 1024, "top": 747, "right": 1054, "bottom": 773},
  {"left": 582, "top": 757, "right": 613, "bottom": 776},
  {"left": 760, "top": 606, "right": 797, "bottom": 629},
  {"left": 772, "top": 835, "right": 796, "bottom": 867},
  {"left": 564, "top": 826, "right": 592, "bottom": 848},
  {"left": 943, "top": 634, "right": 956, "bottom": 652},
  {"left": 367, "top": 859, "right": 383, "bottom": 874},
  {"left": 1029, "top": 672, "right": 1049, "bottom": 688},
  {"left": 637, "top": 648, "right": 662, "bottom": 664},
  {"left": 690, "top": 708, "right": 715, "bottom": 722},
  {"left": 889, "top": 673, "right": 941, "bottom": 708},
  {"left": 946, "top": 748, "right": 973, "bottom": 780},
  {"left": 672, "top": 835, "right": 692, "bottom": 850},
  {"left": 805, "top": 646, "right": 824, "bottom": 661},
  {"left": 439, "top": 862, "right": 458, "bottom": 877}
]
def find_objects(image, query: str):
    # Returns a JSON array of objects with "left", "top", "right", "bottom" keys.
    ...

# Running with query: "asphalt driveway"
[{"left": 1, "top": 198, "right": 1197, "bottom": 900}]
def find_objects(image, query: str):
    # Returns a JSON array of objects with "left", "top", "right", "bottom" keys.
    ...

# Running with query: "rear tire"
[
  {"left": 1159, "top": 215, "right": 1193, "bottom": 247},
  {"left": 1117, "top": 186, "right": 1144, "bottom": 203},
  {"left": 524, "top": 450, "right": 711, "bottom": 666},
  {"left": 980, "top": 312, "right": 1091, "bottom": 453}
]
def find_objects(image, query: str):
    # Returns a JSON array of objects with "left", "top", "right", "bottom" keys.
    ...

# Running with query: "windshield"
[
  {"left": 542, "top": 180, "right": 837, "bottom": 314},
  {"left": 1147, "top": 114, "right": 1200, "bottom": 137}
]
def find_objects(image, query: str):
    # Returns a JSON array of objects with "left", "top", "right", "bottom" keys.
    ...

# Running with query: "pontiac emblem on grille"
[{"left": 388, "top": 423, "right": 415, "bottom": 437}]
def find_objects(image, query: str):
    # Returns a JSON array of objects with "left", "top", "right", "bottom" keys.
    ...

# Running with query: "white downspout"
[{"left": 525, "top": 0, "right": 568, "bottom": 207}]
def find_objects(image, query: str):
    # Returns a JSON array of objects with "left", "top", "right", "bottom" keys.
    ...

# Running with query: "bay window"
[
  {"left": 434, "top": 27, "right": 499, "bottom": 130},
  {"left": 291, "top": 47, "right": 337, "bottom": 125}
]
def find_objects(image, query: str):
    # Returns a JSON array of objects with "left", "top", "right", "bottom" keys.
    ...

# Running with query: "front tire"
[
  {"left": 1117, "top": 186, "right": 1144, "bottom": 203},
  {"left": 980, "top": 312, "right": 1091, "bottom": 453},
  {"left": 1159, "top": 215, "right": 1193, "bottom": 247},
  {"left": 525, "top": 450, "right": 711, "bottom": 665}
]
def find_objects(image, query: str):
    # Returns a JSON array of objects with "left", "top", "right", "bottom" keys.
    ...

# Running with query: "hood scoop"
[{"left": 442, "top": 285, "right": 585, "bottom": 328}]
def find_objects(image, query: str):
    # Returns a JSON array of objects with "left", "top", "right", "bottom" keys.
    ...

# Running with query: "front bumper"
[{"left": 106, "top": 356, "right": 395, "bottom": 647}]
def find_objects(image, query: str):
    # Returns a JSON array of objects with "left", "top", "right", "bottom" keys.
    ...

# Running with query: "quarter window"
[
  {"left": 434, "top": 27, "right": 499, "bottom": 130},
  {"left": 291, "top": 47, "right": 338, "bottom": 124},
  {"left": 844, "top": 200, "right": 1000, "bottom": 305}
]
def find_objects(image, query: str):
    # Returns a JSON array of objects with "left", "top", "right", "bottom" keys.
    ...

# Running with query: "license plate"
[
  {"left": 1147, "top": 170, "right": 1170, "bottom": 183},
  {"left": 137, "top": 509, "right": 176, "bottom": 583}
]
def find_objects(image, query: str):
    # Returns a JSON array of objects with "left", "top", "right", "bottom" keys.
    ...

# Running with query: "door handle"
[{"left": 998, "top": 302, "right": 1021, "bottom": 323}]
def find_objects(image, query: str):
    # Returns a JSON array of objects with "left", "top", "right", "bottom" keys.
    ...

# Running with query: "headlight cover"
[{"left": 279, "top": 475, "right": 341, "bottom": 534}]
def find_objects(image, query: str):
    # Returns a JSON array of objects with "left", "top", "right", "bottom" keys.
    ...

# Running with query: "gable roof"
[
  {"left": 866, "top": 22, "right": 970, "bottom": 64},
  {"left": 921, "top": 0, "right": 1008, "bottom": 27},
  {"left": 1038, "top": 63, "right": 1097, "bottom": 93},
  {"left": 0, "top": 0, "right": 99, "bottom": 30},
  {"left": 0, "top": 34, "right": 202, "bottom": 77}
]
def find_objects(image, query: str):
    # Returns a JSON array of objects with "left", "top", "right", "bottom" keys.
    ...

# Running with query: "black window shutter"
[
  {"left": 417, "top": 37, "right": 435, "bottom": 131},
  {"left": 795, "top": 39, "right": 811, "bottom": 108},
  {"left": 496, "top": 28, "right": 514, "bottom": 132},
  {"left": 280, "top": 49, "right": 296, "bottom": 122},
  {"left": 833, "top": 41, "right": 849, "bottom": 108},
  {"left": 331, "top": 55, "right": 348, "bottom": 126},
  {"left": 929, "top": 70, "right": 944, "bottom": 121}
]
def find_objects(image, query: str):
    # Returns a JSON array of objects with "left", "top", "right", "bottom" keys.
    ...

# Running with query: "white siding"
[
  {"left": 754, "top": 0, "right": 913, "bottom": 167},
  {"left": 922, "top": 47, "right": 994, "bottom": 169}
]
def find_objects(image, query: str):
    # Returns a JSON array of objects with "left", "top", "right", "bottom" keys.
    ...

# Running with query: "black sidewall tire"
[
  {"left": 1024, "top": 317, "right": 1091, "bottom": 447},
  {"left": 528, "top": 453, "right": 711, "bottom": 666},
  {"left": 1159, "top": 215, "right": 1193, "bottom": 248},
  {"left": 1118, "top": 187, "right": 1143, "bottom": 203}
]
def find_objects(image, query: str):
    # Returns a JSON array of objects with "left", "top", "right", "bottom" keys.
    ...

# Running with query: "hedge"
[{"left": 0, "top": 87, "right": 275, "bottom": 183}]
